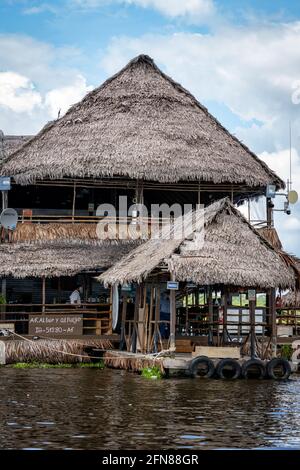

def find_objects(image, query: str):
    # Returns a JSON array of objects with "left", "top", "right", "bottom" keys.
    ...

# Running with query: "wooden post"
[
  {"left": 208, "top": 287, "right": 213, "bottom": 345},
  {"left": 153, "top": 285, "right": 160, "bottom": 353},
  {"left": 266, "top": 197, "right": 273, "bottom": 228},
  {"left": 42, "top": 276, "right": 46, "bottom": 313},
  {"left": 119, "top": 293, "right": 128, "bottom": 351},
  {"left": 270, "top": 288, "right": 277, "bottom": 358},
  {"left": 222, "top": 287, "right": 229, "bottom": 344},
  {"left": 249, "top": 299, "right": 256, "bottom": 358},
  {"left": 147, "top": 285, "right": 154, "bottom": 353},
  {"left": 72, "top": 181, "right": 76, "bottom": 223},
  {"left": 131, "top": 284, "right": 141, "bottom": 353},
  {"left": 169, "top": 273, "right": 176, "bottom": 352}
]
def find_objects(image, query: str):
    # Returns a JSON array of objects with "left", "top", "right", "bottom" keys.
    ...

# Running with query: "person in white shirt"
[{"left": 70, "top": 285, "right": 83, "bottom": 305}]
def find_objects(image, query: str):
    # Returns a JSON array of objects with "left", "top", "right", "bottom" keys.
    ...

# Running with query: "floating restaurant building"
[{"left": 0, "top": 55, "right": 297, "bottom": 360}]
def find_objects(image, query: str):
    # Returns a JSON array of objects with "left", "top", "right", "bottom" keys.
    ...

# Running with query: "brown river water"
[{"left": 0, "top": 368, "right": 300, "bottom": 450}]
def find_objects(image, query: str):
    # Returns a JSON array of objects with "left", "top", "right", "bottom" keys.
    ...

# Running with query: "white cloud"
[
  {"left": 100, "top": 22, "right": 300, "bottom": 126},
  {"left": 0, "top": 35, "right": 93, "bottom": 134},
  {"left": 45, "top": 75, "right": 93, "bottom": 118},
  {"left": 72, "top": 0, "right": 215, "bottom": 21},
  {"left": 23, "top": 3, "right": 57, "bottom": 15},
  {"left": 0, "top": 71, "right": 42, "bottom": 113}
]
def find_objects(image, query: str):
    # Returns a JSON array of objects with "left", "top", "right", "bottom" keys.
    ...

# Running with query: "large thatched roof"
[
  {"left": 0, "top": 242, "right": 135, "bottom": 278},
  {"left": 99, "top": 198, "right": 294, "bottom": 289},
  {"left": 0, "top": 55, "right": 283, "bottom": 189}
]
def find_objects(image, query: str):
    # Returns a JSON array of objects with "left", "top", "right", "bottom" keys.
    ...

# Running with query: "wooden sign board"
[{"left": 29, "top": 315, "right": 83, "bottom": 336}]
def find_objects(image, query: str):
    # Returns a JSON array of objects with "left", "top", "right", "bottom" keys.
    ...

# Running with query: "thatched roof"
[
  {"left": 0, "top": 242, "right": 135, "bottom": 278},
  {"left": 10, "top": 223, "right": 144, "bottom": 245},
  {"left": 0, "top": 133, "right": 32, "bottom": 161},
  {"left": 0, "top": 55, "right": 283, "bottom": 189},
  {"left": 99, "top": 198, "right": 294, "bottom": 289},
  {"left": 281, "top": 290, "right": 300, "bottom": 308}
]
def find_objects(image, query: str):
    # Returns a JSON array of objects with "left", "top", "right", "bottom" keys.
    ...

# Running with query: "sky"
[{"left": 0, "top": 0, "right": 300, "bottom": 255}]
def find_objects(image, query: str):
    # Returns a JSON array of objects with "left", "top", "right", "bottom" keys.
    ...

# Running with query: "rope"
[{"left": 2, "top": 330, "right": 170, "bottom": 362}]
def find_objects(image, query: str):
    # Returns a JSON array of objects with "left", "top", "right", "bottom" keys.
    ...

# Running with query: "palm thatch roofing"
[
  {"left": 0, "top": 55, "right": 283, "bottom": 189},
  {"left": 99, "top": 198, "right": 295, "bottom": 289},
  {"left": 281, "top": 290, "right": 300, "bottom": 308},
  {"left": 10, "top": 223, "right": 144, "bottom": 245},
  {"left": 0, "top": 242, "right": 135, "bottom": 278},
  {"left": 0, "top": 133, "right": 32, "bottom": 161}
]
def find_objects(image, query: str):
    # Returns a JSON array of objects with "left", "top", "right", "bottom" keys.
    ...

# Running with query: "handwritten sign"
[{"left": 29, "top": 315, "right": 83, "bottom": 336}]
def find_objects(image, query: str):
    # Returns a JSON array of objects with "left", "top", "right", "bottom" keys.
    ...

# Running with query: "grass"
[
  {"left": 12, "top": 361, "right": 105, "bottom": 369},
  {"left": 141, "top": 366, "right": 163, "bottom": 380}
]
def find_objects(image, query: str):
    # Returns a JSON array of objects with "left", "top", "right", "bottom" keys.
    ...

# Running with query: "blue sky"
[{"left": 1, "top": 0, "right": 300, "bottom": 255}]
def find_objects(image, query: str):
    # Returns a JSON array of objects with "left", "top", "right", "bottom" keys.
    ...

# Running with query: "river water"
[{"left": 0, "top": 368, "right": 300, "bottom": 450}]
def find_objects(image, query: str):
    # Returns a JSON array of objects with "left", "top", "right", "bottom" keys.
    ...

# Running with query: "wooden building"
[
  {"left": 0, "top": 54, "right": 289, "bottom": 345},
  {"left": 99, "top": 198, "right": 295, "bottom": 358}
]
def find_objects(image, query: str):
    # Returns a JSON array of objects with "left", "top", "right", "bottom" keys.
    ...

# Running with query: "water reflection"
[{"left": 0, "top": 368, "right": 300, "bottom": 449}]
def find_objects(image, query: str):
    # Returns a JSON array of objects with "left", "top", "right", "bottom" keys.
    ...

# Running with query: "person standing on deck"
[{"left": 70, "top": 285, "right": 83, "bottom": 305}]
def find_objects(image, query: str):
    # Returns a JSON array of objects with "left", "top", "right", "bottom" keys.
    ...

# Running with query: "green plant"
[
  {"left": 0, "top": 294, "right": 6, "bottom": 305},
  {"left": 280, "top": 345, "right": 292, "bottom": 360},
  {"left": 77, "top": 361, "right": 104, "bottom": 369},
  {"left": 141, "top": 366, "right": 163, "bottom": 379}
]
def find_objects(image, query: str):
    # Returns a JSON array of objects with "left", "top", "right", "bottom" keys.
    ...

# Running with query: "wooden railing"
[{"left": 0, "top": 303, "right": 112, "bottom": 337}]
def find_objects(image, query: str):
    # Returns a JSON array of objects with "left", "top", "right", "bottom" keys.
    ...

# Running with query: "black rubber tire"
[
  {"left": 266, "top": 358, "right": 291, "bottom": 380},
  {"left": 241, "top": 359, "right": 266, "bottom": 379},
  {"left": 189, "top": 356, "right": 215, "bottom": 378},
  {"left": 216, "top": 358, "right": 241, "bottom": 380}
]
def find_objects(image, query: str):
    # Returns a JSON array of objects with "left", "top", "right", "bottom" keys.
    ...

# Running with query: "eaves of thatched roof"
[
  {"left": 281, "top": 290, "right": 300, "bottom": 308},
  {"left": 0, "top": 55, "right": 283, "bottom": 189},
  {"left": 0, "top": 241, "right": 136, "bottom": 278},
  {"left": 99, "top": 198, "right": 295, "bottom": 289}
]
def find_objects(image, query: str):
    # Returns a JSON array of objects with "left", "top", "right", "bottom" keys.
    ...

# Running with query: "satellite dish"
[
  {"left": 288, "top": 190, "right": 298, "bottom": 205},
  {"left": 112, "top": 284, "right": 119, "bottom": 330},
  {"left": 0, "top": 208, "right": 18, "bottom": 230}
]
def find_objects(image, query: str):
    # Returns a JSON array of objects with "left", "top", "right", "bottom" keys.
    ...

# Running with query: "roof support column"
[
  {"left": 249, "top": 298, "right": 256, "bottom": 358},
  {"left": 269, "top": 287, "right": 277, "bottom": 358},
  {"left": 208, "top": 287, "right": 214, "bottom": 346},
  {"left": 119, "top": 292, "right": 128, "bottom": 351},
  {"left": 169, "top": 273, "right": 176, "bottom": 352}
]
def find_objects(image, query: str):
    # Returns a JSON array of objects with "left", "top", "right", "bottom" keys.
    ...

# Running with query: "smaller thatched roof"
[
  {"left": 0, "top": 133, "right": 32, "bottom": 160},
  {"left": 0, "top": 242, "right": 135, "bottom": 278},
  {"left": 281, "top": 290, "right": 300, "bottom": 308},
  {"left": 99, "top": 198, "right": 295, "bottom": 289}
]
